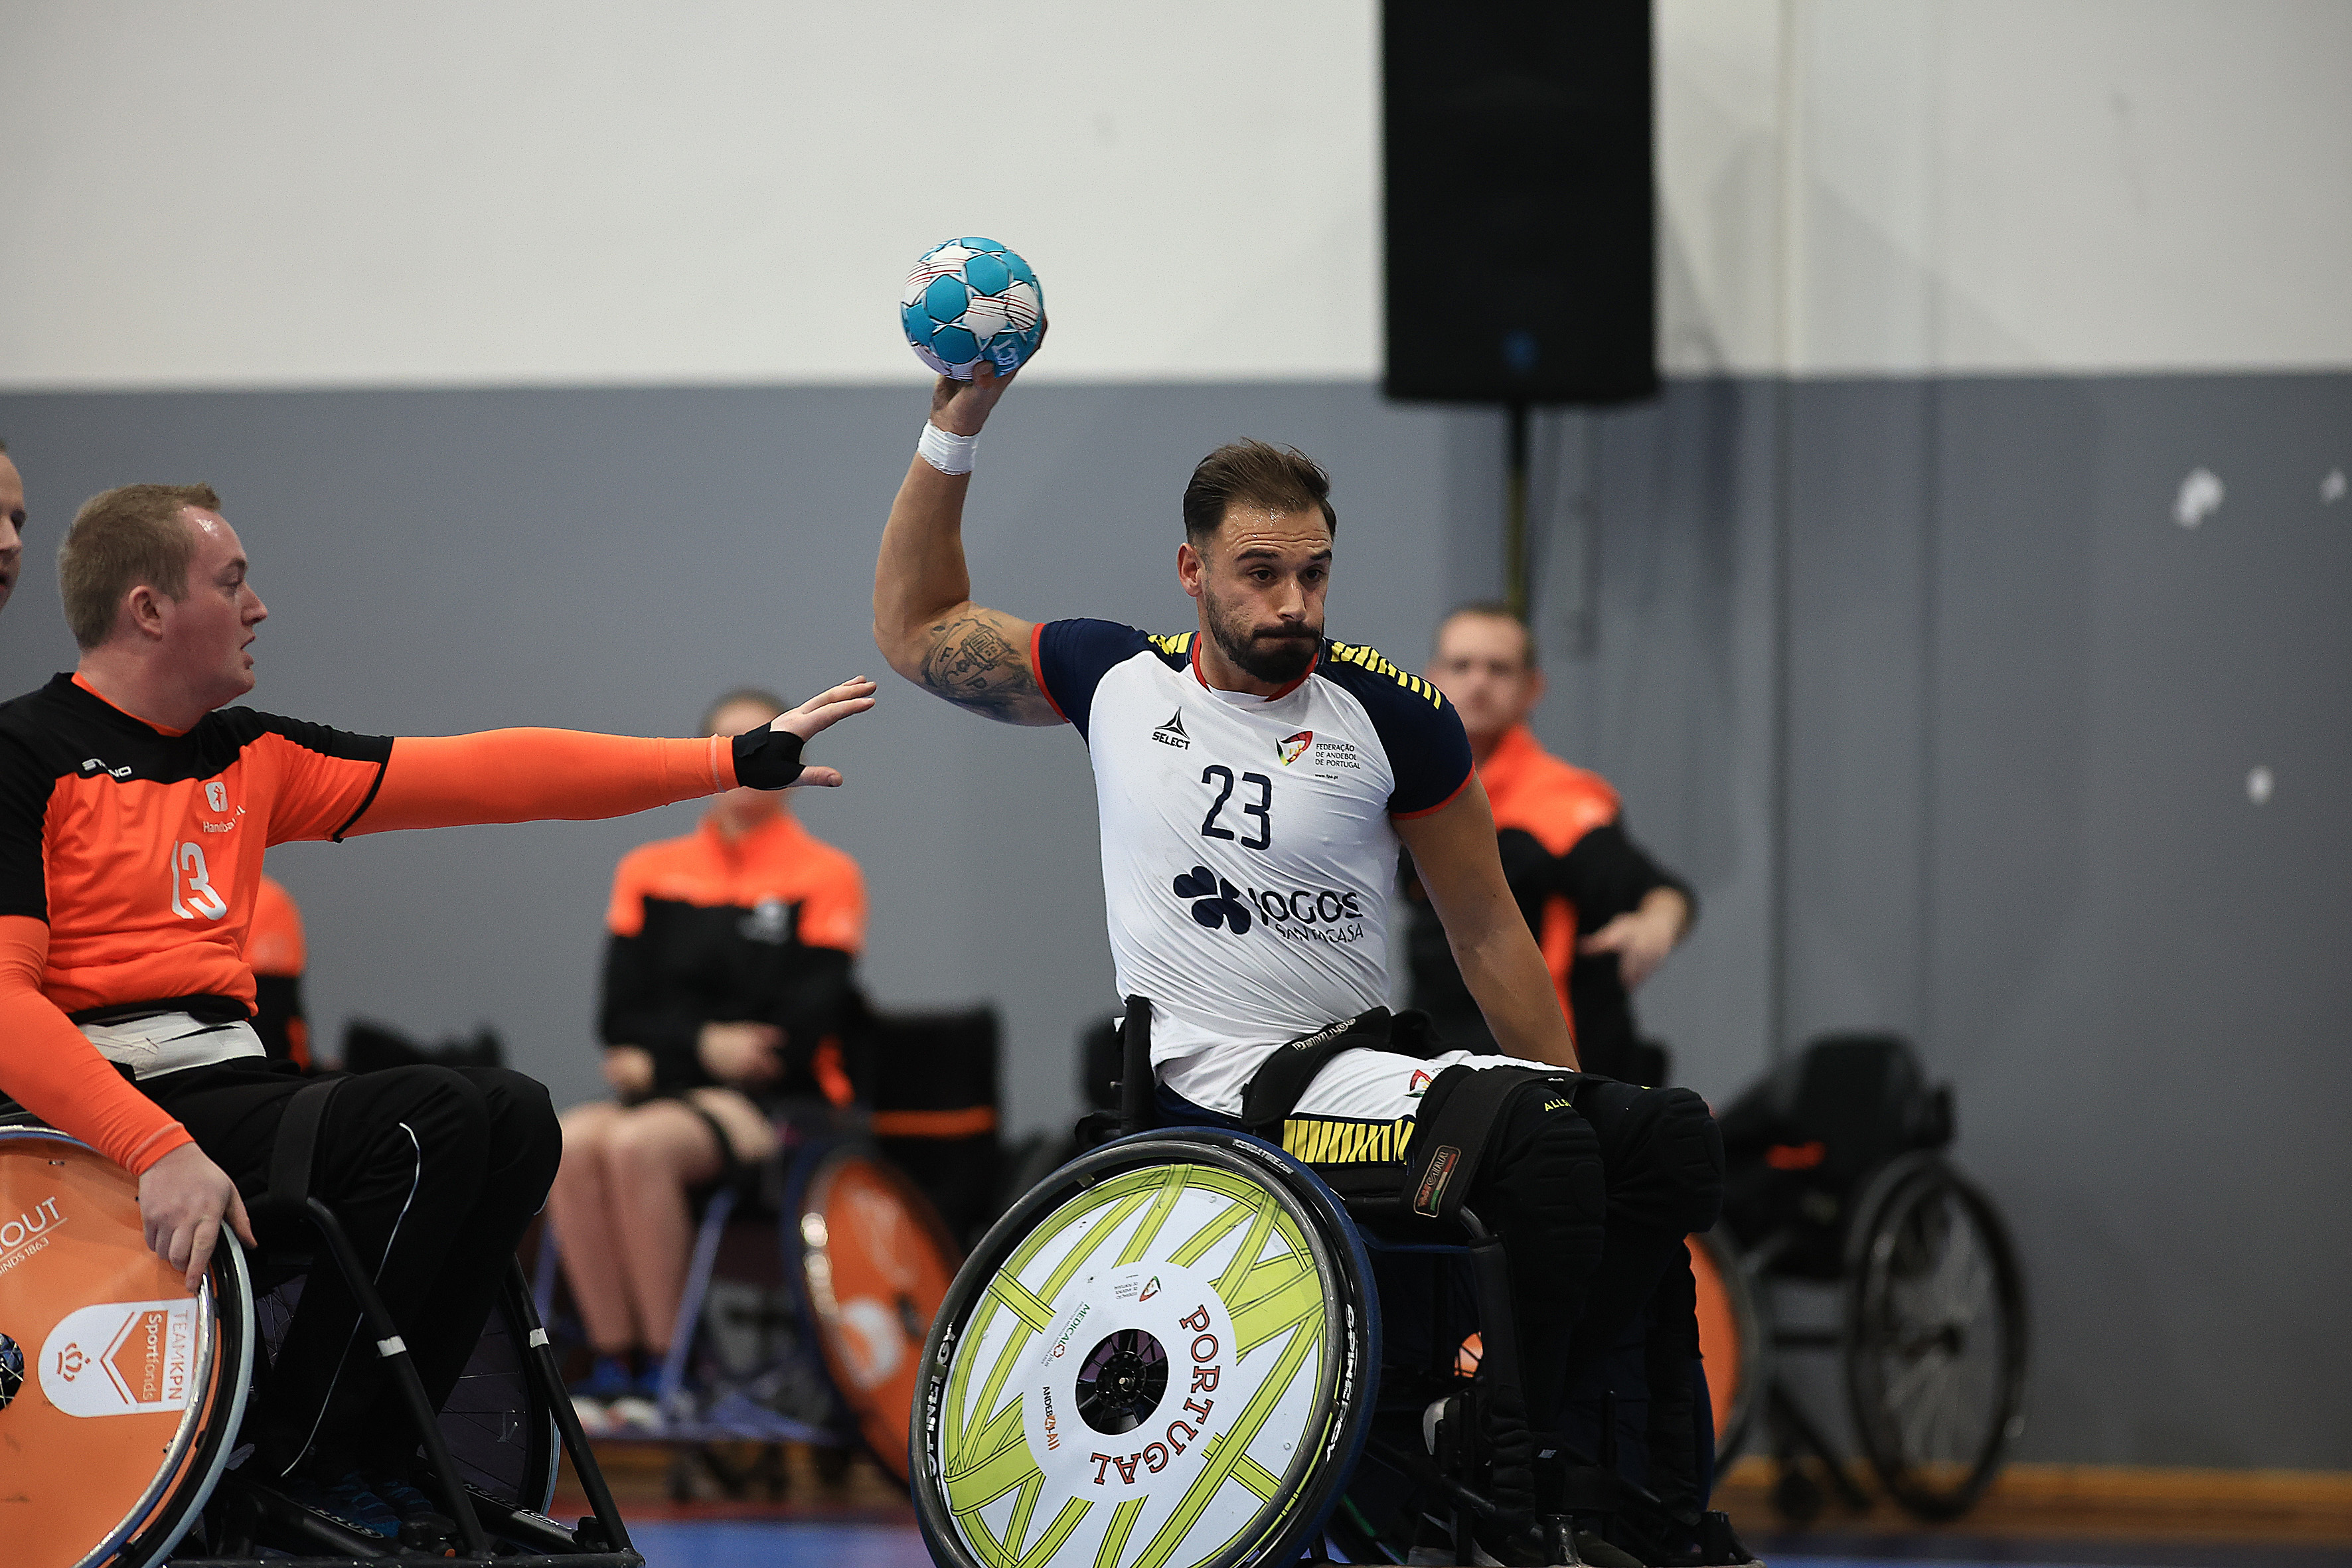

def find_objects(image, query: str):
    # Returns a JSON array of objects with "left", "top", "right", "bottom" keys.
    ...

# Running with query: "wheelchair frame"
[
  {"left": 909, "top": 1000, "right": 1746, "bottom": 1568},
  {"left": 0, "top": 1115, "right": 643, "bottom": 1568}
]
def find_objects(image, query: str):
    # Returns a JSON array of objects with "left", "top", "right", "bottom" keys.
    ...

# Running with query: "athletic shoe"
[
  {"left": 571, "top": 1394, "right": 615, "bottom": 1434},
  {"left": 367, "top": 1470, "right": 455, "bottom": 1526},
  {"left": 605, "top": 1393, "right": 665, "bottom": 1432},
  {"left": 279, "top": 1469, "right": 400, "bottom": 1539},
  {"left": 568, "top": 1353, "right": 639, "bottom": 1403}
]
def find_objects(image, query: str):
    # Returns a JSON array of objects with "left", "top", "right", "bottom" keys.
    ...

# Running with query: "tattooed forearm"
[{"left": 918, "top": 611, "right": 1057, "bottom": 724}]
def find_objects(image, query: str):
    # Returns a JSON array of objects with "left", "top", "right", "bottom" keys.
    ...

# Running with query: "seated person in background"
[
  {"left": 0, "top": 483, "right": 870, "bottom": 1537},
  {"left": 0, "top": 436, "right": 26, "bottom": 615},
  {"left": 545, "top": 687, "right": 868, "bottom": 1431},
  {"left": 1409, "top": 604, "right": 1694, "bottom": 1083},
  {"left": 247, "top": 872, "right": 311, "bottom": 1069}
]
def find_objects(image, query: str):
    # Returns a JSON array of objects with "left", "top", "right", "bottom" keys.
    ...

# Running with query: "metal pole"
[{"left": 1504, "top": 400, "right": 1531, "bottom": 621}]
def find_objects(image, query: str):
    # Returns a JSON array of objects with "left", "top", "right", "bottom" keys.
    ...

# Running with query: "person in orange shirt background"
[
  {"left": 246, "top": 873, "right": 311, "bottom": 1069},
  {"left": 1409, "top": 603, "right": 1695, "bottom": 1083},
  {"left": 545, "top": 687, "right": 870, "bottom": 1433}
]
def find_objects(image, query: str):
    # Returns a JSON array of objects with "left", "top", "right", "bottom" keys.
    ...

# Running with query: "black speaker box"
[{"left": 1383, "top": 0, "right": 1657, "bottom": 405}]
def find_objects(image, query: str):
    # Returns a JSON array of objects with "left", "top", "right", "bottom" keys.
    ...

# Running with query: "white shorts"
[{"left": 1280, "top": 1047, "right": 1526, "bottom": 1166}]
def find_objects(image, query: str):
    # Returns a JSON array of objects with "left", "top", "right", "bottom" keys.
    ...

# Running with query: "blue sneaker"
[
  {"left": 568, "top": 1353, "right": 637, "bottom": 1403},
  {"left": 366, "top": 1471, "right": 459, "bottom": 1535},
  {"left": 281, "top": 1468, "right": 398, "bottom": 1539}
]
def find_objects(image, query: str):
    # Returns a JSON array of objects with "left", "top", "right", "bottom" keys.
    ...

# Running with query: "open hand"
[
  {"left": 698, "top": 1021, "right": 783, "bottom": 1085},
  {"left": 138, "top": 1142, "right": 255, "bottom": 1294},
  {"left": 764, "top": 677, "right": 879, "bottom": 787},
  {"left": 1577, "top": 894, "right": 1687, "bottom": 990}
]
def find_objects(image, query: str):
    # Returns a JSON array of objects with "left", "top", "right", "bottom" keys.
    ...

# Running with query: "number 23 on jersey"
[{"left": 1199, "top": 765, "right": 1272, "bottom": 851}]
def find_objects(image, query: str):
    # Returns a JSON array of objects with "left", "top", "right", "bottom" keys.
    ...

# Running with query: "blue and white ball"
[{"left": 900, "top": 237, "right": 1045, "bottom": 379}]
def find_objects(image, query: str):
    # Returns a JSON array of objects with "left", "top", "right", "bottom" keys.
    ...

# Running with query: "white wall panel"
[{"left": 4, "top": 1, "right": 2347, "bottom": 388}]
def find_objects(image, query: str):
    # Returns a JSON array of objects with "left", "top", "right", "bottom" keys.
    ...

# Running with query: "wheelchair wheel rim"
[
  {"left": 915, "top": 1133, "right": 1375, "bottom": 1568},
  {"left": 1843, "top": 1158, "right": 2029, "bottom": 1520},
  {"left": 797, "top": 1146, "right": 961, "bottom": 1481},
  {"left": 0, "top": 1129, "right": 242, "bottom": 1568}
]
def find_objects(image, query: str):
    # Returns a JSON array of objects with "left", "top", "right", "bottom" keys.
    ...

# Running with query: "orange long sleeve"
[
  {"left": 0, "top": 915, "right": 193, "bottom": 1174},
  {"left": 349, "top": 731, "right": 736, "bottom": 836}
]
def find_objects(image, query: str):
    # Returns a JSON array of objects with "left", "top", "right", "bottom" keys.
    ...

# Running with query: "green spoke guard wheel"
[{"left": 913, "top": 1131, "right": 1379, "bottom": 1568}]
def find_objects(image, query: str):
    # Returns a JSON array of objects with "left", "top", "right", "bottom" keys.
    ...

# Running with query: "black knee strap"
[
  {"left": 1238, "top": 1006, "right": 1449, "bottom": 1142},
  {"left": 1403, "top": 1064, "right": 1583, "bottom": 1224},
  {"left": 268, "top": 1075, "right": 346, "bottom": 1212}
]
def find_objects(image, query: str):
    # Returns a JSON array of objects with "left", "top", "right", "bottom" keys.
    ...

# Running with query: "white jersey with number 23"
[{"left": 1032, "top": 621, "right": 1475, "bottom": 1115}]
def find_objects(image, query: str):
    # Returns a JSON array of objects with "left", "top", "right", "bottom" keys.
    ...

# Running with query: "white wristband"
[{"left": 918, "top": 421, "right": 978, "bottom": 476}]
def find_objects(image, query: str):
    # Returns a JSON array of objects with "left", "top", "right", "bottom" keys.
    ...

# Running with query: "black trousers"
[
  {"left": 143, "top": 1056, "right": 562, "bottom": 1475},
  {"left": 1473, "top": 1077, "right": 1721, "bottom": 1439}
]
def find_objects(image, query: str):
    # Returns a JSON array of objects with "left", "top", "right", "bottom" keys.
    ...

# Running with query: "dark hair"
[
  {"left": 1437, "top": 601, "right": 1538, "bottom": 668},
  {"left": 1180, "top": 439, "right": 1337, "bottom": 544},
  {"left": 58, "top": 483, "right": 221, "bottom": 650},
  {"left": 700, "top": 686, "right": 786, "bottom": 736}
]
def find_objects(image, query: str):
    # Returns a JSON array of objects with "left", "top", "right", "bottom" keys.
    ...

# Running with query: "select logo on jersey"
[
  {"left": 1152, "top": 711, "right": 1191, "bottom": 750},
  {"left": 1275, "top": 730, "right": 1313, "bottom": 766},
  {"left": 1173, "top": 866, "right": 1251, "bottom": 933},
  {"left": 79, "top": 756, "right": 132, "bottom": 779}
]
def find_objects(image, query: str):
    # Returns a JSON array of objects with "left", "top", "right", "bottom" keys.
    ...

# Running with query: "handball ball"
[{"left": 900, "top": 236, "right": 1045, "bottom": 380}]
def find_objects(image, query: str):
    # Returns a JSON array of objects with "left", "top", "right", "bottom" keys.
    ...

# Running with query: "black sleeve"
[
  {"left": 252, "top": 973, "right": 305, "bottom": 1062},
  {"left": 0, "top": 734, "right": 54, "bottom": 923},
  {"left": 598, "top": 931, "right": 710, "bottom": 1097},
  {"left": 771, "top": 946, "right": 860, "bottom": 1071},
  {"left": 1553, "top": 820, "right": 1697, "bottom": 935}
]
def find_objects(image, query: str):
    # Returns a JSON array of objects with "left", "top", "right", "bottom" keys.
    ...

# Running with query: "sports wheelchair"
[
  {"left": 532, "top": 1006, "right": 992, "bottom": 1499},
  {"left": 0, "top": 1107, "right": 640, "bottom": 1568},
  {"left": 909, "top": 1002, "right": 1757, "bottom": 1568},
  {"left": 1710, "top": 1034, "right": 2029, "bottom": 1524}
]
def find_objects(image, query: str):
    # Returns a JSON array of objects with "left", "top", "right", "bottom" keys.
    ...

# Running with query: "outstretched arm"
[
  {"left": 347, "top": 678, "right": 876, "bottom": 835},
  {"left": 1396, "top": 781, "right": 1581, "bottom": 1069},
  {"left": 873, "top": 366, "right": 1061, "bottom": 726}
]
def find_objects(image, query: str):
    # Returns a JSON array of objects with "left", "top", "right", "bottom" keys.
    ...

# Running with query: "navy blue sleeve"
[
  {"left": 1032, "top": 619, "right": 1152, "bottom": 742},
  {"left": 1319, "top": 641, "right": 1476, "bottom": 817}
]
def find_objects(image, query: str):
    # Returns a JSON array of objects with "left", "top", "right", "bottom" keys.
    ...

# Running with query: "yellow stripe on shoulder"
[
  {"left": 1328, "top": 641, "right": 1446, "bottom": 707},
  {"left": 1148, "top": 631, "right": 1194, "bottom": 657}
]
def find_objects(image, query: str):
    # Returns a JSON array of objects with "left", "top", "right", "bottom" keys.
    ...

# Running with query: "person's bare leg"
[
  {"left": 546, "top": 1101, "right": 643, "bottom": 1356},
  {"left": 605, "top": 1090, "right": 777, "bottom": 1354}
]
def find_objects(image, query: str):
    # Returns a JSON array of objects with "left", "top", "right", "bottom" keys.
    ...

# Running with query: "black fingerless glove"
[{"left": 732, "top": 726, "right": 807, "bottom": 789}]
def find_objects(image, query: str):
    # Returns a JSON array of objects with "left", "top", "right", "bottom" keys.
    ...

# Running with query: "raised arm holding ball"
[{"left": 872, "top": 244, "right": 1729, "bottom": 1561}]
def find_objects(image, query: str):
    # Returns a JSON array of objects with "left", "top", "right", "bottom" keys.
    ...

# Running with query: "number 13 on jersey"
[{"left": 169, "top": 840, "right": 230, "bottom": 921}]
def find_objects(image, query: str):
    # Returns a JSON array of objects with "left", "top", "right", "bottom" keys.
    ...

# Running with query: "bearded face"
[{"left": 1202, "top": 572, "right": 1322, "bottom": 683}]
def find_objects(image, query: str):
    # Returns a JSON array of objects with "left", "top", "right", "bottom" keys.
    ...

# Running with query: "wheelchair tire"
[
  {"left": 1842, "top": 1152, "right": 2028, "bottom": 1522},
  {"left": 0, "top": 1128, "right": 255, "bottom": 1568},
  {"left": 1691, "top": 1227, "right": 1767, "bottom": 1465},
  {"left": 913, "top": 1131, "right": 1377, "bottom": 1568},
  {"left": 793, "top": 1144, "right": 961, "bottom": 1482}
]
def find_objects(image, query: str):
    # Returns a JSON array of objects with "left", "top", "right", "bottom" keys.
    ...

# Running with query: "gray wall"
[{"left": 1, "top": 370, "right": 2345, "bottom": 1467}]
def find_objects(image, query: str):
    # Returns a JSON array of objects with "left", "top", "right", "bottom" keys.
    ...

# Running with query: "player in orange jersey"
[
  {"left": 1411, "top": 605, "right": 1694, "bottom": 1083},
  {"left": 0, "top": 437, "right": 27, "bottom": 616},
  {"left": 246, "top": 874, "right": 311, "bottom": 1069},
  {"left": 547, "top": 686, "right": 870, "bottom": 1431},
  {"left": 0, "top": 482, "right": 874, "bottom": 1533}
]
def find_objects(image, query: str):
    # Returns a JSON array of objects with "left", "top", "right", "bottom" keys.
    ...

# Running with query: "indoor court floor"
[
  {"left": 612, "top": 1516, "right": 2352, "bottom": 1568},
  {"left": 566, "top": 1454, "right": 2352, "bottom": 1568}
]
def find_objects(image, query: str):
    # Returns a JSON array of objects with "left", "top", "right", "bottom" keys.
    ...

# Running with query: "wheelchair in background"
[
  {"left": 909, "top": 1002, "right": 1758, "bottom": 1568},
  {"left": 0, "top": 1115, "right": 641, "bottom": 1568},
  {"left": 1711, "top": 1033, "right": 2029, "bottom": 1524},
  {"left": 532, "top": 1006, "right": 992, "bottom": 1500}
]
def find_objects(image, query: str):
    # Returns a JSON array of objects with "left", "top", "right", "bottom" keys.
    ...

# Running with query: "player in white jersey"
[{"left": 874, "top": 366, "right": 1739, "bottom": 1565}]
